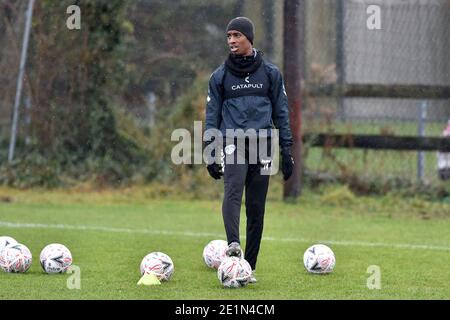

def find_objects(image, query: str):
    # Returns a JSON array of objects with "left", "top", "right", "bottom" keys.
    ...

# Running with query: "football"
[
  {"left": 0, "top": 243, "right": 32, "bottom": 273},
  {"left": 303, "top": 244, "right": 336, "bottom": 274},
  {"left": 217, "top": 256, "right": 252, "bottom": 288},
  {"left": 40, "top": 243, "right": 73, "bottom": 274},
  {"left": 202, "top": 240, "right": 228, "bottom": 269},
  {"left": 0, "top": 236, "right": 18, "bottom": 254},
  {"left": 140, "top": 251, "right": 174, "bottom": 281}
]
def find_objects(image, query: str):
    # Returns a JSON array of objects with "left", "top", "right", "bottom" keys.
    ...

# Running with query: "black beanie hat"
[{"left": 226, "top": 17, "right": 254, "bottom": 44}]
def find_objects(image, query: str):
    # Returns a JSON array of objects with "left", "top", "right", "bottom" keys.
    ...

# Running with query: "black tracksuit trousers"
[{"left": 222, "top": 138, "right": 272, "bottom": 271}]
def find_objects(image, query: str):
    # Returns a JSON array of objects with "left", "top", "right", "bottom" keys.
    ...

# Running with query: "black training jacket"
[{"left": 205, "top": 60, "right": 293, "bottom": 149}]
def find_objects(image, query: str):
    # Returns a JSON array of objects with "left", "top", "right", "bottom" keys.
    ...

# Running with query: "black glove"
[
  {"left": 281, "top": 147, "right": 294, "bottom": 181},
  {"left": 207, "top": 163, "right": 223, "bottom": 180},
  {"left": 204, "top": 139, "right": 223, "bottom": 180}
]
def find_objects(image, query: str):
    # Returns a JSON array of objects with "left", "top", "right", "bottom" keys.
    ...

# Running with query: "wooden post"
[{"left": 283, "top": 0, "right": 305, "bottom": 199}]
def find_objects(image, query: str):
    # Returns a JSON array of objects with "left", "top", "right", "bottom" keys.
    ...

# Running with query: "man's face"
[{"left": 227, "top": 30, "right": 253, "bottom": 56}]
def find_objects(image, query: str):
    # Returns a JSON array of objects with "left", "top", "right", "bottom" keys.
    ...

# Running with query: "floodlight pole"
[{"left": 8, "top": 0, "right": 35, "bottom": 163}]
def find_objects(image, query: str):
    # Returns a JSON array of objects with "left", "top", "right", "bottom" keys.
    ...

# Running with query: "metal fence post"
[
  {"left": 8, "top": 0, "right": 35, "bottom": 163},
  {"left": 417, "top": 101, "right": 427, "bottom": 182}
]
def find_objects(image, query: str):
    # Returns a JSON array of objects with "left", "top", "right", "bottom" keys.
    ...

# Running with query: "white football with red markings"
[
  {"left": 40, "top": 243, "right": 73, "bottom": 274},
  {"left": 140, "top": 251, "right": 174, "bottom": 281},
  {"left": 202, "top": 240, "right": 229, "bottom": 269},
  {"left": 0, "top": 243, "right": 32, "bottom": 273},
  {"left": 217, "top": 256, "right": 252, "bottom": 288},
  {"left": 303, "top": 244, "right": 336, "bottom": 274}
]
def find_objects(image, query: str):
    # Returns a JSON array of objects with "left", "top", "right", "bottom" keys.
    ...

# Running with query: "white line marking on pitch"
[{"left": 1, "top": 220, "right": 450, "bottom": 252}]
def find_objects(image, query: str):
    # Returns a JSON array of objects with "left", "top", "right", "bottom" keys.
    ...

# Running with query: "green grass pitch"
[{"left": 1, "top": 187, "right": 450, "bottom": 299}]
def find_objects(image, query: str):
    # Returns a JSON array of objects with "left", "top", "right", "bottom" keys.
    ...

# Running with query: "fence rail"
[
  {"left": 304, "top": 84, "right": 450, "bottom": 99},
  {"left": 304, "top": 133, "right": 450, "bottom": 152}
]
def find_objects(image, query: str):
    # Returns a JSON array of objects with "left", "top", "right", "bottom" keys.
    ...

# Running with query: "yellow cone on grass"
[{"left": 137, "top": 273, "right": 161, "bottom": 286}]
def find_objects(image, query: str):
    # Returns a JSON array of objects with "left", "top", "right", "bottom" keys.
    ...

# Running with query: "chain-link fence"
[
  {"left": 1, "top": 0, "right": 449, "bottom": 187},
  {"left": 303, "top": 0, "right": 450, "bottom": 185}
]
